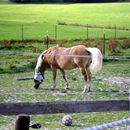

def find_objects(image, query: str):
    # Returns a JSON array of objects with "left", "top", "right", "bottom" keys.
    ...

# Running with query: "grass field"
[
  {"left": 0, "top": 3, "right": 130, "bottom": 40},
  {"left": 0, "top": 41, "right": 130, "bottom": 129},
  {"left": 0, "top": 2, "right": 130, "bottom": 130},
  {"left": 0, "top": 59, "right": 130, "bottom": 129}
]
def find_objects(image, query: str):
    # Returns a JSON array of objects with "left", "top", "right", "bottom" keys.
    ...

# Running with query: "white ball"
[{"left": 62, "top": 115, "right": 73, "bottom": 126}]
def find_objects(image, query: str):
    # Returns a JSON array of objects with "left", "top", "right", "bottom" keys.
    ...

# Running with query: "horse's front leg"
[
  {"left": 60, "top": 69, "right": 70, "bottom": 90},
  {"left": 51, "top": 66, "right": 57, "bottom": 90}
]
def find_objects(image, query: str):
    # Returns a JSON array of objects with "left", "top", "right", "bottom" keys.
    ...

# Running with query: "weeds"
[
  {"left": 0, "top": 39, "right": 130, "bottom": 129},
  {"left": 108, "top": 38, "right": 119, "bottom": 55},
  {"left": 122, "top": 38, "right": 130, "bottom": 49}
]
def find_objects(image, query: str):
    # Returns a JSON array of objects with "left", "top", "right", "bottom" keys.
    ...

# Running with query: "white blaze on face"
[{"left": 34, "top": 53, "right": 44, "bottom": 82}]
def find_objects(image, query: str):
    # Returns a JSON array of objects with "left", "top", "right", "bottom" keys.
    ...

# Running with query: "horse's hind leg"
[
  {"left": 79, "top": 67, "right": 91, "bottom": 93},
  {"left": 60, "top": 69, "right": 70, "bottom": 90}
]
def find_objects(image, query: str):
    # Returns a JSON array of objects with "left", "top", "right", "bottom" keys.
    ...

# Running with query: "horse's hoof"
[
  {"left": 88, "top": 89, "right": 91, "bottom": 92},
  {"left": 61, "top": 88, "right": 69, "bottom": 93},
  {"left": 65, "top": 87, "right": 70, "bottom": 90},
  {"left": 51, "top": 88, "right": 55, "bottom": 91},
  {"left": 82, "top": 90, "right": 91, "bottom": 94}
]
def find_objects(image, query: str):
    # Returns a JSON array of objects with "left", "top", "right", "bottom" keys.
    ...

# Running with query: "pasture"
[
  {"left": 0, "top": 40, "right": 130, "bottom": 129},
  {"left": 0, "top": 3, "right": 130, "bottom": 40},
  {"left": 0, "top": 2, "right": 130, "bottom": 130}
]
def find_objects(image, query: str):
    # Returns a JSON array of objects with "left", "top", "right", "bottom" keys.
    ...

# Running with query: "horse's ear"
[
  {"left": 41, "top": 50, "right": 47, "bottom": 59},
  {"left": 41, "top": 53, "right": 45, "bottom": 59},
  {"left": 41, "top": 54, "right": 44, "bottom": 58}
]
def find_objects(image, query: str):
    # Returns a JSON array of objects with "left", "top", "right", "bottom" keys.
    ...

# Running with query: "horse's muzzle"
[{"left": 34, "top": 80, "right": 41, "bottom": 89}]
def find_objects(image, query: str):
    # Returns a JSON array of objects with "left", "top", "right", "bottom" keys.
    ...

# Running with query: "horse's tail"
[{"left": 86, "top": 47, "right": 103, "bottom": 74}]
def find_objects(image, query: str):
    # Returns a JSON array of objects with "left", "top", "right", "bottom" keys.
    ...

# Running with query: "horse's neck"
[{"left": 36, "top": 53, "right": 43, "bottom": 68}]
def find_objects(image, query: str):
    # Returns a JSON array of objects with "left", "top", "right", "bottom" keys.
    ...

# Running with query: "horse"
[{"left": 33, "top": 45, "right": 103, "bottom": 93}]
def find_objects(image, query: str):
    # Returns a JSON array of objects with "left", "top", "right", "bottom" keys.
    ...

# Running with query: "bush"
[
  {"left": 0, "top": 40, "right": 11, "bottom": 49},
  {"left": 122, "top": 38, "right": 130, "bottom": 49},
  {"left": 108, "top": 38, "right": 119, "bottom": 55},
  {"left": 80, "top": 39, "right": 103, "bottom": 53}
]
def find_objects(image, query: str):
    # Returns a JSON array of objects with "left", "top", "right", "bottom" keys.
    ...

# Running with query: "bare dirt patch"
[{"left": 102, "top": 76, "right": 130, "bottom": 86}]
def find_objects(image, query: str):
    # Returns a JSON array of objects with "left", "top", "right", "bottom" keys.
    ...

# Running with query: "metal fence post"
[
  {"left": 103, "top": 29, "right": 106, "bottom": 56},
  {"left": 115, "top": 24, "right": 117, "bottom": 39},
  {"left": 15, "top": 114, "right": 30, "bottom": 130},
  {"left": 21, "top": 24, "right": 24, "bottom": 41},
  {"left": 45, "top": 32, "right": 49, "bottom": 49},
  {"left": 87, "top": 24, "right": 89, "bottom": 40},
  {"left": 55, "top": 24, "right": 57, "bottom": 40}
]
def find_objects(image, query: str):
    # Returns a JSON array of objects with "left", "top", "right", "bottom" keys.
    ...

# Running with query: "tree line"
[{"left": 9, "top": 0, "right": 130, "bottom": 3}]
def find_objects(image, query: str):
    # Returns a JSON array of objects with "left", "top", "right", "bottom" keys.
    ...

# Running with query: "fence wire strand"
[{"left": 0, "top": 50, "right": 130, "bottom": 60}]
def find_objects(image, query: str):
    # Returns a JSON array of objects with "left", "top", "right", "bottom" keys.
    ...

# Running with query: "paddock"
[{"left": 0, "top": 41, "right": 130, "bottom": 129}]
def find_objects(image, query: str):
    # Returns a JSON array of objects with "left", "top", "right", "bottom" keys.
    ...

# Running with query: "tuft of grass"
[
  {"left": 108, "top": 37, "right": 119, "bottom": 55},
  {"left": 122, "top": 38, "right": 130, "bottom": 49}
]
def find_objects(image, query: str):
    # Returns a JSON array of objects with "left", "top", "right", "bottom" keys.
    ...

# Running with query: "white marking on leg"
[
  {"left": 82, "top": 81, "right": 91, "bottom": 93},
  {"left": 64, "top": 75, "right": 70, "bottom": 90},
  {"left": 65, "top": 82, "right": 70, "bottom": 90},
  {"left": 52, "top": 82, "right": 57, "bottom": 90}
]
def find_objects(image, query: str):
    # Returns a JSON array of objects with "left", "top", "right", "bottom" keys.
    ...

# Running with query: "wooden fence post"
[{"left": 15, "top": 114, "right": 30, "bottom": 130}]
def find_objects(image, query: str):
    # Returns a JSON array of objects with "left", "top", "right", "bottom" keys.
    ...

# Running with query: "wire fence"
[
  {"left": 0, "top": 50, "right": 130, "bottom": 61},
  {"left": 0, "top": 23, "right": 130, "bottom": 41},
  {"left": 0, "top": 23, "right": 130, "bottom": 129}
]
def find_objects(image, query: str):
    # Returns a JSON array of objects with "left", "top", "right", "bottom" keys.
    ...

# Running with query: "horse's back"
[
  {"left": 44, "top": 45, "right": 91, "bottom": 69},
  {"left": 70, "top": 45, "right": 88, "bottom": 55}
]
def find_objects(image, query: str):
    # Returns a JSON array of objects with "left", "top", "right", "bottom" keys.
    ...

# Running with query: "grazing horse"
[{"left": 33, "top": 45, "right": 103, "bottom": 93}]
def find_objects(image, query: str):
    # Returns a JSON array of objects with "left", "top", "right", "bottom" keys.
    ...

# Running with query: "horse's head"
[{"left": 34, "top": 68, "right": 44, "bottom": 89}]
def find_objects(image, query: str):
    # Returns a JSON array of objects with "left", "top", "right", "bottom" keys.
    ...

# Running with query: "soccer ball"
[{"left": 62, "top": 115, "right": 73, "bottom": 126}]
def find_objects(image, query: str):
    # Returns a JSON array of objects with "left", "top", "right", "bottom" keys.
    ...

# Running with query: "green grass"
[
  {"left": 0, "top": 41, "right": 130, "bottom": 129},
  {"left": 0, "top": 111, "right": 129, "bottom": 130},
  {"left": 0, "top": 2, "right": 130, "bottom": 129},
  {"left": 0, "top": 60, "right": 130, "bottom": 129},
  {"left": 0, "top": 3, "right": 130, "bottom": 40}
]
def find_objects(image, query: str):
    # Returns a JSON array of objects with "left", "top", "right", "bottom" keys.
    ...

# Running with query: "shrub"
[
  {"left": 108, "top": 38, "right": 118, "bottom": 55},
  {"left": 0, "top": 40, "right": 11, "bottom": 49},
  {"left": 122, "top": 38, "right": 130, "bottom": 49},
  {"left": 91, "top": 38, "right": 103, "bottom": 52}
]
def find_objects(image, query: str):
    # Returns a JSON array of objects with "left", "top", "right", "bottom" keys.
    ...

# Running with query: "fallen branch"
[{"left": 17, "top": 77, "right": 33, "bottom": 81}]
